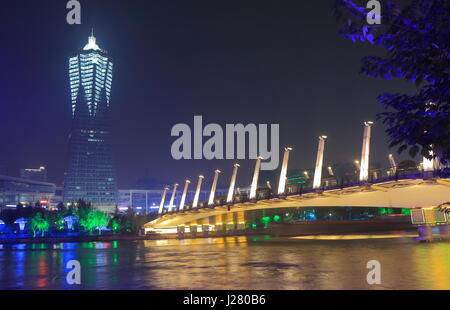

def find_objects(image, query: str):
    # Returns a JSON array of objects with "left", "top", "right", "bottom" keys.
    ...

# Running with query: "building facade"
[
  {"left": 118, "top": 190, "right": 164, "bottom": 214},
  {"left": 0, "top": 175, "right": 56, "bottom": 210},
  {"left": 118, "top": 188, "right": 229, "bottom": 214},
  {"left": 63, "top": 33, "right": 118, "bottom": 212},
  {"left": 20, "top": 166, "right": 47, "bottom": 182}
]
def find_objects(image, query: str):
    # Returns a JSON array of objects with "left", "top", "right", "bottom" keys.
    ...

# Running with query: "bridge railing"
[{"left": 160, "top": 167, "right": 449, "bottom": 216}]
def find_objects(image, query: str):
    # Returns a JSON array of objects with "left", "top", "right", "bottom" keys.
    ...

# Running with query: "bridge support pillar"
[
  {"left": 438, "top": 224, "right": 449, "bottom": 240},
  {"left": 179, "top": 179, "right": 190, "bottom": 211},
  {"left": 177, "top": 225, "right": 185, "bottom": 239},
  {"left": 227, "top": 163, "right": 240, "bottom": 203},
  {"left": 158, "top": 186, "right": 169, "bottom": 214},
  {"left": 168, "top": 183, "right": 179, "bottom": 212},
  {"left": 423, "top": 151, "right": 439, "bottom": 172},
  {"left": 250, "top": 156, "right": 263, "bottom": 199},
  {"left": 202, "top": 223, "right": 210, "bottom": 237},
  {"left": 388, "top": 154, "right": 397, "bottom": 175},
  {"left": 313, "top": 135, "right": 327, "bottom": 189},
  {"left": 208, "top": 169, "right": 221, "bottom": 206},
  {"left": 277, "top": 147, "right": 292, "bottom": 195},
  {"left": 190, "top": 224, "right": 198, "bottom": 238},
  {"left": 359, "top": 121, "right": 373, "bottom": 182},
  {"left": 192, "top": 175, "right": 204, "bottom": 208},
  {"left": 417, "top": 225, "right": 433, "bottom": 242}
]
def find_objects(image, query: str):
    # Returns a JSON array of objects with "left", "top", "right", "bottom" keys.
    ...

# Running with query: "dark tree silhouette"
[{"left": 333, "top": 0, "right": 449, "bottom": 164}]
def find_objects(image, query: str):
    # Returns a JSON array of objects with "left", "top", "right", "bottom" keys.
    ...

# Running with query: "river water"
[{"left": 0, "top": 234, "right": 449, "bottom": 290}]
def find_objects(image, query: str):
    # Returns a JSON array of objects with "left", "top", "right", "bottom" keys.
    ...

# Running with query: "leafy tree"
[
  {"left": 333, "top": 0, "right": 449, "bottom": 163},
  {"left": 79, "top": 210, "right": 109, "bottom": 235},
  {"left": 125, "top": 210, "right": 150, "bottom": 234},
  {"left": 74, "top": 200, "right": 93, "bottom": 225},
  {"left": 29, "top": 213, "right": 50, "bottom": 237},
  {"left": 46, "top": 209, "right": 67, "bottom": 231},
  {"left": 108, "top": 218, "right": 121, "bottom": 233}
]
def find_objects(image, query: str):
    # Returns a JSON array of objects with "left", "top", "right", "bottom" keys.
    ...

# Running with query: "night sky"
[{"left": 0, "top": 0, "right": 416, "bottom": 189}]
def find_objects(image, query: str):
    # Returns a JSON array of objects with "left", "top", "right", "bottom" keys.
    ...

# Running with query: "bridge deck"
[{"left": 145, "top": 178, "right": 450, "bottom": 229}]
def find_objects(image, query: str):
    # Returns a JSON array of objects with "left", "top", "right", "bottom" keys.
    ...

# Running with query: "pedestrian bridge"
[
  {"left": 144, "top": 121, "right": 448, "bottom": 235},
  {"left": 144, "top": 177, "right": 450, "bottom": 231}
]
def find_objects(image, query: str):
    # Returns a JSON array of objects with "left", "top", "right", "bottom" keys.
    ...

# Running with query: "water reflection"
[
  {"left": 0, "top": 236, "right": 448, "bottom": 289},
  {"left": 414, "top": 243, "right": 450, "bottom": 290}
]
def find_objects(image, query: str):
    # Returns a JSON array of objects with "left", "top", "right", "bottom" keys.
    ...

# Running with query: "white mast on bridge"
[
  {"left": 359, "top": 121, "right": 373, "bottom": 182},
  {"left": 313, "top": 135, "right": 327, "bottom": 189},
  {"left": 277, "top": 147, "right": 293, "bottom": 195},
  {"left": 227, "top": 163, "right": 240, "bottom": 203},
  {"left": 388, "top": 154, "right": 397, "bottom": 174},
  {"left": 179, "top": 179, "right": 190, "bottom": 211},
  {"left": 208, "top": 169, "right": 221, "bottom": 205},
  {"left": 167, "top": 183, "right": 179, "bottom": 212},
  {"left": 158, "top": 186, "right": 169, "bottom": 214},
  {"left": 250, "top": 156, "right": 263, "bottom": 199},
  {"left": 192, "top": 175, "right": 204, "bottom": 208}
]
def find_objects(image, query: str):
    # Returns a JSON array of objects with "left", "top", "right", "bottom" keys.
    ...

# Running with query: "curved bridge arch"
[{"left": 144, "top": 178, "right": 450, "bottom": 230}]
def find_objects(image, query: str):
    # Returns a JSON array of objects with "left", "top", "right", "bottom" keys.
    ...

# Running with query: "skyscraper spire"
[{"left": 84, "top": 28, "right": 100, "bottom": 50}]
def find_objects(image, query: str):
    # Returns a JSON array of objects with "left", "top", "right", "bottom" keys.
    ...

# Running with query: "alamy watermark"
[
  {"left": 366, "top": 259, "right": 381, "bottom": 285},
  {"left": 66, "top": 0, "right": 81, "bottom": 25},
  {"left": 66, "top": 260, "right": 81, "bottom": 285},
  {"left": 366, "top": 0, "right": 381, "bottom": 25},
  {"left": 171, "top": 116, "right": 280, "bottom": 170}
]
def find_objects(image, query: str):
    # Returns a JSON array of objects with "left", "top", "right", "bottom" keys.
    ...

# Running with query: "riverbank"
[
  {"left": 0, "top": 218, "right": 420, "bottom": 244},
  {"left": 0, "top": 229, "right": 420, "bottom": 244},
  {"left": 0, "top": 229, "right": 268, "bottom": 244},
  {"left": 0, "top": 234, "right": 160, "bottom": 244}
]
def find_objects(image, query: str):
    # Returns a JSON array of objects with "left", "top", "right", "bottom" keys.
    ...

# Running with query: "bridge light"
[
  {"left": 354, "top": 160, "right": 360, "bottom": 170},
  {"left": 359, "top": 121, "right": 373, "bottom": 182},
  {"left": 179, "top": 179, "right": 191, "bottom": 211},
  {"left": 388, "top": 154, "right": 397, "bottom": 174},
  {"left": 313, "top": 135, "right": 327, "bottom": 189},
  {"left": 423, "top": 148, "right": 440, "bottom": 172},
  {"left": 167, "top": 183, "right": 179, "bottom": 212},
  {"left": 327, "top": 166, "right": 334, "bottom": 176},
  {"left": 250, "top": 156, "right": 263, "bottom": 199},
  {"left": 208, "top": 169, "right": 221, "bottom": 205},
  {"left": 227, "top": 163, "right": 240, "bottom": 203},
  {"left": 192, "top": 175, "right": 204, "bottom": 208},
  {"left": 158, "top": 186, "right": 170, "bottom": 215},
  {"left": 277, "top": 147, "right": 292, "bottom": 195}
]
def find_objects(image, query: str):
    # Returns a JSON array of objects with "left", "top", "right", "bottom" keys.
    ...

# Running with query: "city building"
[
  {"left": 118, "top": 189, "right": 162, "bottom": 214},
  {"left": 118, "top": 188, "right": 229, "bottom": 214},
  {"left": 19, "top": 166, "right": 47, "bottom": 182},
  {"left": 50, "top": 186, "right": 64, "bottom": 209},
  {"left": 0, "top": 175, "right": 56, "bottom": 210},
  {"left": 63, "top": 32, "right": 118, "bottom": 212}
]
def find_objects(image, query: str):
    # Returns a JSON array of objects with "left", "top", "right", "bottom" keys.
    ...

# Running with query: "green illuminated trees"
[
  {"left": 0, "top": 198, "right": 152, "bottom": 236},
  {"left": 109, "top": 218, "right": 121, "bottom": 233},
  {"left": 79, "top": 210, "right": 109, "bottom": 235},
  {"left": 29, "top": 213, "right": 50, "bottom": 237}
]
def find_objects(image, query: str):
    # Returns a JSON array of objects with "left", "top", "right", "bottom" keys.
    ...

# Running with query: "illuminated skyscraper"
[{"left": 63, "top": 32, "right": 118, "bottom": 211}]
